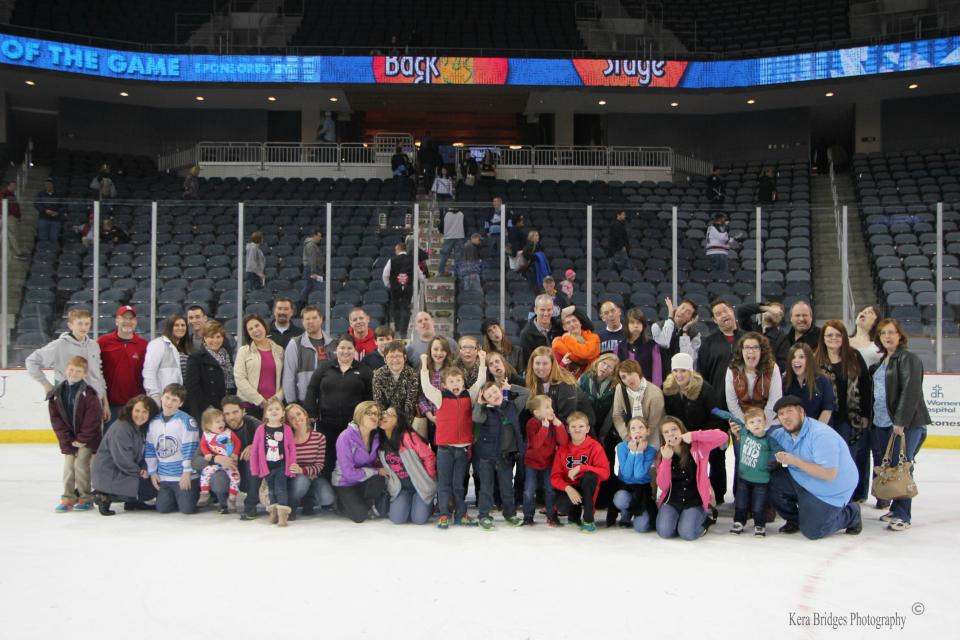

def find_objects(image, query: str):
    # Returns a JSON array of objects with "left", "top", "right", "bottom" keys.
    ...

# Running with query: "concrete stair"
[{"left": 416, "top": 196, "right": 456, "bottom": 340}]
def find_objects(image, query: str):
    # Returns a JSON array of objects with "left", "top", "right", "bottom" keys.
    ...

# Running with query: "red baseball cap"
[{"left": 116, "top": 305, "right": 137, "bottom": 317}]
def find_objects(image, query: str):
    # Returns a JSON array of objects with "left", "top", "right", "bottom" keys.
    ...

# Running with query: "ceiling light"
[
  {"left": 119, "top": 91, "right": 129, "bottom": 97},
  {"left": 24, "top": 80, "right": 35, "bottom": 86},
  {"left": 195, "top": 96, "right": 205, "bottom": 101},
  {"left": 746, "top": 99, "right": 756, "bottom": 104},
  {"left": 670, "top": 102, "right": 679, "bottom": 107},
  {"left": 598, "top": 100, "right": 607, "bottom": 105},
  {"left": 329, "top": 97, "right": 339, "bottom": 102},
  {"left": 509, "top": 145, "right": 523, "bottom": 150},
  {"left": 824, "top": 91, "right": 834, "bottom": 97},
  {"left": 452, "top": 142, "right": 464, "bottom": 147},
  {"left": 267, "top": 96, "right": 277, "bottom": 102},
  {"left": 908, "top": 83, "right": 919, "bottom": 89}
]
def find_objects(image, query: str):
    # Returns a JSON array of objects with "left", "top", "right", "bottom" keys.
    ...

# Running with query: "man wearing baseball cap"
[
  {"left": 97, "top": 305, "right": 147, "bottom": 428},
  {"left": 763, "top": 394, "right": 861, "bottom": 539}
]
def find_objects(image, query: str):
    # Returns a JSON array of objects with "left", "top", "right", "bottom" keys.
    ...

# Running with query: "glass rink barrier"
[{"left": 2, "top": 192, "right": 959, "bottom": 375}]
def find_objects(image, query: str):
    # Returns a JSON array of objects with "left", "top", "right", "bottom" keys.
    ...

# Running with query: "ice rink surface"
[{"left": 1, "top": 444, "right": 957, "bottom": 640}]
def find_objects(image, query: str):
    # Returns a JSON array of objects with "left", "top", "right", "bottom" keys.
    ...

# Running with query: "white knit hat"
[{"left": 671, "top": 352, "right": 694, "bottom": 371}]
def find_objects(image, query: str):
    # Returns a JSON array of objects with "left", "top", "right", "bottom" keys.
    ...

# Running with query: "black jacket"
[
  {"left": 736, "top": 303, "right": 783, "bottom": 346},
  {"left": 774, "top": 325, "right": 822, "bottom": 373},
  {"left": 662, "top": 374, "right": 727, "bottom": 432},
  {"left": 388, "top": 252, "right": 414, "bottom": 301},
  {"left": 697, "top": 328, "right": 742, "bottom": 410},
  {"left": 707, "top": 175, "right": 726, "bottom": 203},
  {"left": 267, "top": 323, "right": 303, "bottom": 350},
  {"left": 184, "top": 349, "right": 229, "bottom": 421},
  {"left": 608, "top": 219, "right": 628, "bottom": 254},
  {"left": 305, "top": 359, "right": 373, "bottom": 427},
  {"left": 869, "top": 348, "right": 931, "bottom": 429}
]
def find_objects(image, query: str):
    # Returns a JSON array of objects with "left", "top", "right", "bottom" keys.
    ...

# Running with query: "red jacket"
[
  {"left": 48, "top": 381, "right": 103, "bottom": 454},
  {"left": 524, "top": 417, "right": 569, "bottom": 470},
  {"left": 350, "top": 327, "right": 378, "bottom": 361},
  {"left": 434, "top": 391, "right": 473, "bottom": 446},
  {"left": 550, "top": 435, "right": 610, "bottom": 504},
  {"left": 98, "top": 331, "right": 147, "bottom": 405},
  {"left": 0, "top": 187, "right": 20, "bottom": 219}
]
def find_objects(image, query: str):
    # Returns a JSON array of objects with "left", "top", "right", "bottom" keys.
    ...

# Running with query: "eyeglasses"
[
  {"left": 742, "top": 345, "right": 761, "bottom": 351},
  {"left": 460, "top": 345, "right": 477, "bottom": 351},
  {"left": 383, "top": 410, "right": 397, "bottom": 417},
  {"left": 364, "top": 408, "right": 382, "bottom": 417}
]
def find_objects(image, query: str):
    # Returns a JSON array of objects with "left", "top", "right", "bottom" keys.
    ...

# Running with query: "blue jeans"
[
  {"left": 709, "top": 253, "right": 728, "bottom": 272},
  {"left": 608, "top": 248, "right": 628, "bottom": 271},
  {"left": 264, "top": 466, "right": 289, "bottom": 507},
  {"left": 245, "top": 271, "right": 261, "bottom": 292},
  {"left": 734, "top": 478, "right": 769, "bottom": 526},
  {"left": 874, "top": 427, "right": 926, "bottom": 523},
  {"left": 522, "top": 465, "right": 556, "bottom": 521},
  {"left": 476, "top": 455, "right": 517, "bottom": 519},
  {"left": 37, "top": 218, "right": 61, "bottom": 242},
  {"left": 289, "top": 474, "right": 335, "bottom": 511},
  {"left": 460, "top": 271, "right": 481, "bottom": 292},
  {"left": 436, "top": 446, "right": 469, "bottom": 519},
  {"left": 388, "top": 488, "right": 433, "bottom": 524},
  {"left": 438, "top": 238, "right": 463, "bottom": 275},
  {"left": 656, "top": 503, "right": 706, "bottom": 540},
  {"left": 612, "top": 489, "right": 652, "bottom": 532},
  {"left": 301, "top": 265, "right": 321, "bottom": 301},
  {"left": 769, "top": 467, "right": 861, "bottom": 539},
  {"left": 156, "top": 478, "right": 199, "bottom": 514}
]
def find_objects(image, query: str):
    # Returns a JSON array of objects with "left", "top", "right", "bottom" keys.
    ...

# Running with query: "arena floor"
[{"left": 2, "top": 444, "right": 955, "bottom": 639}]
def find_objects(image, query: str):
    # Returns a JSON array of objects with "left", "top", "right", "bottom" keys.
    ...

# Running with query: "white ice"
[{"left": 1, "top": 444, "right": 957, "bottom": 640}]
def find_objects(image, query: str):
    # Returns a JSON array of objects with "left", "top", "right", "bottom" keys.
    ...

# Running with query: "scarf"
[
  {"left": 208, "top": 347, "right": 235, "bottom": 389},
  {"left": 732, "top": 367, "right": 773, "bottom": 411},
  {"left": 822, "top": 362, "right": 865, "bottom": 443},
  {"left": 625, "top": 379, "right": 649, "bottom": 419}
]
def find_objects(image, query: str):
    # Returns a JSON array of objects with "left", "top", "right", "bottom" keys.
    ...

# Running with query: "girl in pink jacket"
[{"left": 655, "top": 416, "right": 728, "bottom": 540}]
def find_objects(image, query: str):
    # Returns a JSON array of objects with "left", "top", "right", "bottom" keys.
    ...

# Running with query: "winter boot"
[
  {"left": 267, "top": 504, "right": 279, "bottom": 525},
  {"left": 276, "top": 505, "right": 292, "bottom": 527},
  {"left": 96, "top": 493, "right": 115, "bottom": 516}
]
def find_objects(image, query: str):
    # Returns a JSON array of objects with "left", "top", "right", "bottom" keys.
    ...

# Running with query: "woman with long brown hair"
[
  {"left": 525, "top": 345, "right": 595, "bottom": 425},
  {"left": 782, "top": 342, "right": 835, "bottom": 424},
  {"left": 815, "top": 319, "right": 872, "bottom": 502},
  {"left": 482, "top": 319, "right": 522, "bottom": 373},
  {"left": 724, "top": 331, "right": 782, "bottom": 425}
]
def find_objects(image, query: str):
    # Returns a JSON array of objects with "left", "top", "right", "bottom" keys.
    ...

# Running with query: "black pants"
[
  {"left": 390, "top": 295, "right": 411, "bottom": 336},
  {"left": 709, "top": 446, "right": 727, "bottom": 502},
  {"left": 335, "top": 476, "right": 387, "bottom": 523},
  {"left": 319, "top": 421, "right": 348, "bottom": 481},
  {"left": 554, "top": 472, "right": 599, "bottom": 524}
]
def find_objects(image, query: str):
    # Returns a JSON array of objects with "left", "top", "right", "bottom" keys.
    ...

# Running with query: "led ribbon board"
[{"left": 1, "top": 33, "right": 959, "bottom": 87}]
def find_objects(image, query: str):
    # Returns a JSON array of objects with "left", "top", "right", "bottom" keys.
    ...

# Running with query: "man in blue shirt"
[{"left": 767, "top": 395, "right": 862, "bottom": 539}]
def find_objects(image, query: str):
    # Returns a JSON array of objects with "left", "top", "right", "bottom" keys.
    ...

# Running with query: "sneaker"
[
  {"left": 504, "top": 515, "right": 523, "bottom": 527},
  {"left": 218, "top": 506, "right": 230, "bottom": 515},
  {"left": 579, "top": 521, "right": 597, "bottom": 533},
  {"left": 456, "top": 515, "right": 479, "bottom": 527},
  {"left": 846, "top": 512, "right": 863, "bottom": 535},
  {"left": 73, "top": 501, "right": 94, "bottom": 512},
  {"left": 886, "top": 518, "right": 911, "bottom": 531},
  {"left": 437, "top": 515, "right": 450, "bottom": 529},
  {"left": 523, "top": 516, "right": 535, "bottom": 526},
  {"left": 240, "top": 510, "right": 258, "bottom": 521},
  {"left": 754, "top": 526, "right": 766, "bottom": 537},
  {"left": 879, "top": 512, "right": 895, "bottom": 523},
  {"left": 618, "top": 520, "right": 634, "bottom": 528},
  {"left": 779, "top": 521, "right": 800, "bottom": 534},
  {"left": 197, "top": 491, "right": 210, "bottom": 507},
  {"left": 479, "top": 517, "right": 495, "bottom": 531},
  {"left": 546, "top": 517, "right": 563, "bottom": 528},
  {"left": 730, "top": 522, "right": 744, "bottom": 535},
  {"left": 55, "top": 502, "right": 73, "bottom": 513}
]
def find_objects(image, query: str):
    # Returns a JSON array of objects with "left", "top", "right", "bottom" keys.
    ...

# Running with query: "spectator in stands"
[
  {"left": 221, "top": 395, "right": 263, "bottom": 520},
  {"left": 391, "top": 145, "right": 410, "bottom": 181},
  {"left": 244, "top": 231, "right": 266, "bottom": 292},
  {"left": 815, "top": 320, "right": 872, "bottom": 503},
  {"left": 454, "top": 335, "right": 483, "bottom": 388},
  {"left": 183, "top": 165, "right": 200, "bottom": 199},
  {"left": 349, "top": 307, "right": 378, "bottom": 360},
  {"left": 607, "top": 210, "right": 630, "bottom": 269},
  {"left": 184, "top": 320, "right": 235, "bottom": 421},
  {"left": 419, "top": 135, "right": 440, "bottom": 186},
  {"left": 662, "top": 352, "right": 728, "bottom": 501},
  {"left": 317, "top": 111, "right": 337, "bottom": 143},
  {"left": 783, "top": 343, "right": 835, "bottom": 425},
  {"left": 849, "top": 304, "right": 883, "bottom": 368},
  {"left": 287, "top": 403, "right": 335, "bottom": 517},
  {"left": 479, "top": 150, "right": 497, "bottom": 183},
  {"left": 618, "top": 308, "right": 665, "bottom": 388},
  {"left": 765, "top": 396, "right": 862, "bottom": 539},
  {"left": 736, "top": 301, "right": 784, "bottom": 345},
  {"left": 35, "top": 178, "right": 64, "bottom": 242},
  {"left": 507, "top": 214, "right": 526, "bottom": 262},
  {"left": 282, "top": 305, "right": 332, "bottom": 406},
  {"left": 577, "top": 352, "right": 619, "bottom": 434},
  {"left": 0, "top": 180, "right": 26, "bottom": 260},
  {"left": 481, "top": 319, "right": 522, "bottom": 374},
  {"left": 707, "top": 166, "right": 726, "bottom": 204},
  {"left": 362, "top": 325, "right": 395, "bottom": 370},
  {"left": 698, "top": 299, "right": 743, "bottom": 405},
  {"left": 266, "top": 298, "right": 302, "bottom": 350},
  {"left": 89, "top": 164, "right": 114, "bottom": 199},
  {"left": 705, "top": 212, "right": 730, "bottom": 273},
  {"left": 774, "top": 301, "right": 821, "bottom": 372},
  {"left": 372, "top": 340, "right": 419, "bottom": 421},
  {"left": 485, "top": 196, "right": 511, "bottom": 259},
  {"left": 462, "top": 155, "right": 479, "bottom": 186},
  {"left": 378, "top": 405, "right": 437, "bottom": 525},
  {"left": 99, "top": 219, "right": 129, "bottom": 245},
  {"left": 460, "top": 233, "right": 484, "bottom": 292},
  {"left": 406, "top": 311, "right": 457, "bottom": 365},
  {"left": 521, "top": 229, "right": 548, "bottom": 293},
  {"left": 92, "top": 394, "right": 159, "bottom": 515},
  {"left": 233, "top": 314, "right": 285, "bottom": 419},
  {"left": 142, "top": 315, "right": 189, "bottom": 403},
  {"left": 301, "top": 230, "right": 324, "bottom": 302},
  {"left": 598, "top": 301, "right": 625, "bottom": 354},
  {"left": 97, "top": 305, "right": 147, "bottom": 426},
  {"left": 652, "top": 298, "right": 701, "bottom": 363},
  {"left": 869, "top": 318, "right": 930, "bottom": 531},
  {"left": 305, "top": 336, "right": 374, "bottom": 479},
  {"left": 757, "top": 167, "right": 777, "bottom": 204},
  {"left": 525, "top": 345, "right": 595, "bottom": 426},
  {"left": 417, "top": 336, "right": 455, "bottom": 426},
  {"left": 552, "top": 307, "right": 600, "bottom": 379},
  {"left": 333, "top": 401, "right": 388, "bottom": 524},
  {"left": 519, "top": 295, "right": 563, "bottom": 370},
  {"left": 437, "top": 206, "right": 464, "bottom": 277},
  {"left": 611, "top": 359, "right": 665, "bottom": 449},
  {"left": 541, "top": 277, "right": 568, "bottom": 313},
  {"left": 561, "top": 270, "right": 576, "bottom": 300},
  {"left": 386, "top": 242, "right": 414, "bottom": 335}
]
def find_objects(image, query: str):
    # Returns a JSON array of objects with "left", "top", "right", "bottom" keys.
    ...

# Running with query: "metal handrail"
[{"left": 829, "top": 161, "right": 856, "bottom": 327}]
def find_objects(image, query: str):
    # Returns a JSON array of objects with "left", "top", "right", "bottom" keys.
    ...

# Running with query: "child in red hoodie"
[
  {"left": 551, "top": 411, "right": 610, "bottom": 533},
  {"left": 523, "top": 394, "right": 568, "bottom": 526}
]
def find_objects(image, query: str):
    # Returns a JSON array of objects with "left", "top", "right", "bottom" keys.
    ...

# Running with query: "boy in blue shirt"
[{"left": 145, "top": 383, "right": 200, "bottom": 514}]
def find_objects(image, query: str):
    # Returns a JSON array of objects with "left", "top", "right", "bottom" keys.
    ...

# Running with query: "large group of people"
[{"left": 28, "top": 286, "right": 929, "bottom": 538}]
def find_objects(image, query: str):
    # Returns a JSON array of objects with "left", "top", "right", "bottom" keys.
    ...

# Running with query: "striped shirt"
[{"left": 294, "top": 431, "right": 327, "bottom": 479}]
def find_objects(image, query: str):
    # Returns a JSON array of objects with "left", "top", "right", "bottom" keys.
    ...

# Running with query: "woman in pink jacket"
[
  {"left": 378, "top": 406, "right": 437, "bottom": 525},
  {"left": 655, "top": 416, "right": 728, "bottom": 540}
]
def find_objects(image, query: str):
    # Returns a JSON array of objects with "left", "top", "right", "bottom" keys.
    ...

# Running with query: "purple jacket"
[
  {"left": 249, "top": 423, "right": 298, "bottom": 478},
  {"left": 332, "top": 422, "right": 380, "bottom": 487}
]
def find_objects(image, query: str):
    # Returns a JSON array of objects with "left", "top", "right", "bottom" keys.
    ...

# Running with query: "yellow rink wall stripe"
[{"left": 1, "top": 430, "right": 958, "bottom": 448}]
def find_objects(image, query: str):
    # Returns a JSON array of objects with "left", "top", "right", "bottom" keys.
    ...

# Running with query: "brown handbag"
[{"left": 872, "top": 432, "right": 918, "bottom": 501}]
